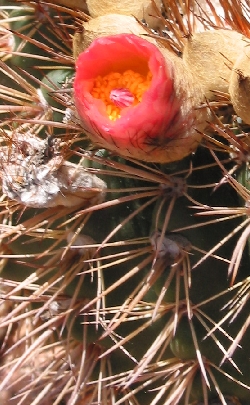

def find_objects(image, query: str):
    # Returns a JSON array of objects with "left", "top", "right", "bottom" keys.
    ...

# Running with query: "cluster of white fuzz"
[
  {"left": 0, "top": 132, "right": 107, "bottom": 208},
  {"left": 150, "top": 230, "right": 191, "bottom": 261}
]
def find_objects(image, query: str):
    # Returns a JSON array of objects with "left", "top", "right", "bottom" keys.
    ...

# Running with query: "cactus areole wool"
[{"left": 74, "top": 34, "right": 198, "bottom": 163}]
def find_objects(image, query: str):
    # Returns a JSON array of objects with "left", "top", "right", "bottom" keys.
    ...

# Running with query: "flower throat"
[{"left": 90, "top": 69, "right": 152, "bottom": 121}]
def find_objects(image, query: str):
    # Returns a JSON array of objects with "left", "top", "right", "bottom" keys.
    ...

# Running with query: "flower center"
[
  {"left": 90, "top": 69, "right": 152, "bottom": 121},
  {"left": 109, "top": 88, "right": 134, "bottom": 108}
]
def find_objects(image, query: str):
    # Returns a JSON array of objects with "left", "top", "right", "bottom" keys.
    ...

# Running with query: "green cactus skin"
[
  {"left": 9, "top": 8, "right": 53, "bottom": 70},
  {"left": 40, "top": 69, "right": 74, "bottom": 118},
  {"left": 148, "top": 148, "right": 250, "bottom": 403}
]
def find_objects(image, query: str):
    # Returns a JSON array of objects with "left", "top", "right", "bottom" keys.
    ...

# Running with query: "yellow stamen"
[{"left": 90, "top": 69, "right": 152, "bottom": 121}]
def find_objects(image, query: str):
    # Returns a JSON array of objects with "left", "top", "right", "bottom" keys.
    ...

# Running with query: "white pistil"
[{"left": 110, "top": 88, "right": 134, "bottom": 108}]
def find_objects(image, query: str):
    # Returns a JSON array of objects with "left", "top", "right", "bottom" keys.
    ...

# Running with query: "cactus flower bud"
[
  {"left": 74, "top": 34, "right": 207, "bottom": 163},
  {"left": 183, "top": 30, "right": 249, "bottom": 100},
  {"left": 85, "top": 0, "right": 162, "bottom": 29},
  {"left": 229, "top": 46, "right": 250, "bottom": 125}
]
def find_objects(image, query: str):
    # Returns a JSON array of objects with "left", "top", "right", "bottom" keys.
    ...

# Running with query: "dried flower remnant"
[
  {"left": 74, "top": 34, "right": 207, "bottom": 163},
  {"left": 0, "top": 132, "right": 106, "bottom": 208}
]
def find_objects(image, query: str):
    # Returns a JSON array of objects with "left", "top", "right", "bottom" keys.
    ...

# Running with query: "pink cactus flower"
[{"left": 74, "top": 34, "right": 203, "bottom": 163}]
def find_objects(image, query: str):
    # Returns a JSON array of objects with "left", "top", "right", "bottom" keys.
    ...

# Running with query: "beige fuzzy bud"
[
  {"left": 86, "top": 0, "right": 162, "bottom": 29},
  {"left": 229, "top": 47, "right": 250, "bottom": 125},
  {"left": 183, "top": 30, "right": 250, "bottom": 99},
  {"left": 73, "top": 14, "right": 153, "bottom": 59},
  {"left": 159, "top": 47, "right": 210, "bottom": 162}
]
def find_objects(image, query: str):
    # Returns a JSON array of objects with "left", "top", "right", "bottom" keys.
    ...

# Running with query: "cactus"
[{"left": 1, "top": 1, "right": 250, "bottom": 404}]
